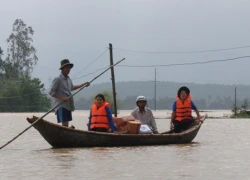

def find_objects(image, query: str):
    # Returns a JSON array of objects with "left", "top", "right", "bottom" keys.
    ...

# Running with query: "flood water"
[{"left": 0, "top": 110, "right": 249, "bottom": 180}]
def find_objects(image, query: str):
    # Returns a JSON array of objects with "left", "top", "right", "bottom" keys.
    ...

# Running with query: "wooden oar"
[{"left": 0, "top": 58, "right": 125, "bottom": 150}]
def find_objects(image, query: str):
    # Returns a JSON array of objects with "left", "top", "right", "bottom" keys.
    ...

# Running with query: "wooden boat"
[{"left": 27, "top": 116, "right": 205, "bottom": 148}]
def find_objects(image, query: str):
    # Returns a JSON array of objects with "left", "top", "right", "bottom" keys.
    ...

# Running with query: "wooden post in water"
[
  {"left": 234, "top": 86, "right": 237, "bottom": 115},
  {"left": 154, "top": 68, "right": 157, "bottom": 111},
  {"left": 109, "top": 43, "right": 118, "bottom": 117}
]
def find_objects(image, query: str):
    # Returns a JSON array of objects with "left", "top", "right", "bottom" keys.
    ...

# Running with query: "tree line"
[
  {"left": 74, "top": 92, "right": 246, "bottom": 110},
  {"left": 0, "top": 19, "right": 51, "bottom": 112}
]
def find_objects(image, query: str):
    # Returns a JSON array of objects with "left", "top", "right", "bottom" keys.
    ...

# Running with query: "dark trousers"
[
  {"left": 91, "top": 128, "right": 108, "bottom": 132},
  {"left": 173, "top": 119, "right": 194, "bottom": 133}
]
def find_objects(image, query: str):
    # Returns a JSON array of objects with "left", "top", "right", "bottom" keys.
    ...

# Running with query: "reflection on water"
[{"left": 0, "top": 111, "right": 250, "bottom": 180}]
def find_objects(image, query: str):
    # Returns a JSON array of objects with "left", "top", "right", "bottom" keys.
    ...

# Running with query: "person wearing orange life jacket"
[
  {"left": 170, "top": 86, "right": 203, "bottom": 133},
  {"left": 88, "top": 94, "right": 115, "bottom": 132}
]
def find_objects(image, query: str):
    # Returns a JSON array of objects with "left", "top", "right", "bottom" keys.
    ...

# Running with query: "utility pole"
[
  {"left": 154, "top": 68, "right": 156, "bottom": 111},
  {"left": 109, "top": 43, "right": 118, "bottom": 117},
  {"left": 234, "top": 86, "right": 237, "bottom": 115}
]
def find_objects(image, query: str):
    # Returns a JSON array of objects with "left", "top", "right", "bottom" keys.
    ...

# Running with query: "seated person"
[
  {"left": 88, "top": 94, "right": 115, "bottom": 132},
  {"left": 170, "top": 86, "right": 202, "bottom": 133},
  {"left": 131, "top": 96, "right": 159, "bottom": 134}
]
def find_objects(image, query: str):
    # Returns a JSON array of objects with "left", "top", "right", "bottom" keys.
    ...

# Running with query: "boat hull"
[{"left": 27, "top": 116, "right": 202, "bottom": 148}]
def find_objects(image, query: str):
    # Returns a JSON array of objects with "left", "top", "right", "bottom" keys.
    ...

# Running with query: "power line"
[
  {"left": 0, "top": 48, "right": 109, "bottom": 99},
  {"left": 118, "top": 56, "right": 250, "bottom": 67},
  {"left": 113, "top": 45, "right": 250, "bottom": 54},
  {"left": 72, "top": 48, "right": 108, "bottom": 78},
  {"left": 1, "top": 55, "right": 249, "bottom": 99},
  {"left": 0, "top": 90, "right": 47, "bottom": 99},
  {"left": 72, "top": 66, "right": 109, "bottom": 80}
]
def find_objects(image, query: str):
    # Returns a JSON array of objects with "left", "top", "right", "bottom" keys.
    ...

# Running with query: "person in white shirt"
[{"left": 131, "top": 96, "right": 159, "bottom": 134}]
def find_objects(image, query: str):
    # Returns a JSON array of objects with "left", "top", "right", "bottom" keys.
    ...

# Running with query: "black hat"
[{"left": 59, "top": 59, "right": 74, "bottom": 70}]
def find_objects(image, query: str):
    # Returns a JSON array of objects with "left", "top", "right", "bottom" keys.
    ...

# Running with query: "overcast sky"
[{"left": 1, "top": 0, "right": 250, "bottom": 89}]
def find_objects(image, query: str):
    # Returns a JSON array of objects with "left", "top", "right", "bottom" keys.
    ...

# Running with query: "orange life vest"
[
  {"left": 90, "top": 102, "right": 110, "bottom": 129},
  {"left": 175, "top": 94, "right": 192, "bottom": 121}
]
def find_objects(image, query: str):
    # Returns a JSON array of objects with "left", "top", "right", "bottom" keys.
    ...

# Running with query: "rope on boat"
[{"left": 0, "top": 58, "right": 125, "bottom": 150}]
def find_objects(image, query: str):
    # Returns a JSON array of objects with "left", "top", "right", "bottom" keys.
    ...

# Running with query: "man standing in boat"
[
  {"left": 131, "top": 96, "right": 159, "bottom": 134},
  {"left": 49, "top": 59, "right": 90, "bottom": 128}
]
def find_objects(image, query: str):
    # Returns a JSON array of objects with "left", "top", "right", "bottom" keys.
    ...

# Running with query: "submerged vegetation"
[{"left": 231, "top": 98, "right": 250, "bottom": 118}]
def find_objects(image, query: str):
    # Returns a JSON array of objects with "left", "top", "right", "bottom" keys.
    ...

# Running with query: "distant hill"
[{"left": 75, "top": 81, "right": 250, "bottom": 101}]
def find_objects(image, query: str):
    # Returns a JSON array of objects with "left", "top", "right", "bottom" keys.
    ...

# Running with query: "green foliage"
[
  {"left": 0, "top": 47, "right": 4, "bottom": 75},
  {"left": 102, "top": 91, "right": 112, "bottom": 103},
  {"left": 4, "top": 19, "right": 38, "bottom": 80},
  {"left": 231, "top": 114, "right": 250, "bottom": 118},
  {"left": 0, "top": 19, "right": 51, "bottom": 112},
  {"left": 231, "top": 98, "right": 250, "bottom": 118},
  {"left": 0, "top": 75, "right": 51, "bottom": 112},
  {"left": 103, "top": 91, "right": 115, "bottom": 112},
  {"left": 241, "top": 98, "right": 249, "bottom": 112}
]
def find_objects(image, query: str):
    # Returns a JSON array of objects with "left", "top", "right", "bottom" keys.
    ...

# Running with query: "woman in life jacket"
[
  {"left": 170, "top": 86, "right": 202, "bottom": 133},
  {"left": 88, "top": 94, "right": 115, "bottom": 133}
]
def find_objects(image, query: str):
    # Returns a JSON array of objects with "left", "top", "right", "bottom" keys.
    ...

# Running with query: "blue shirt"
[
  {"left": 88, "top": 106, "right": 115, "bottom": 132},
  {"left": 172, "top": 100, "right": 197, "bottom": 111}
]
